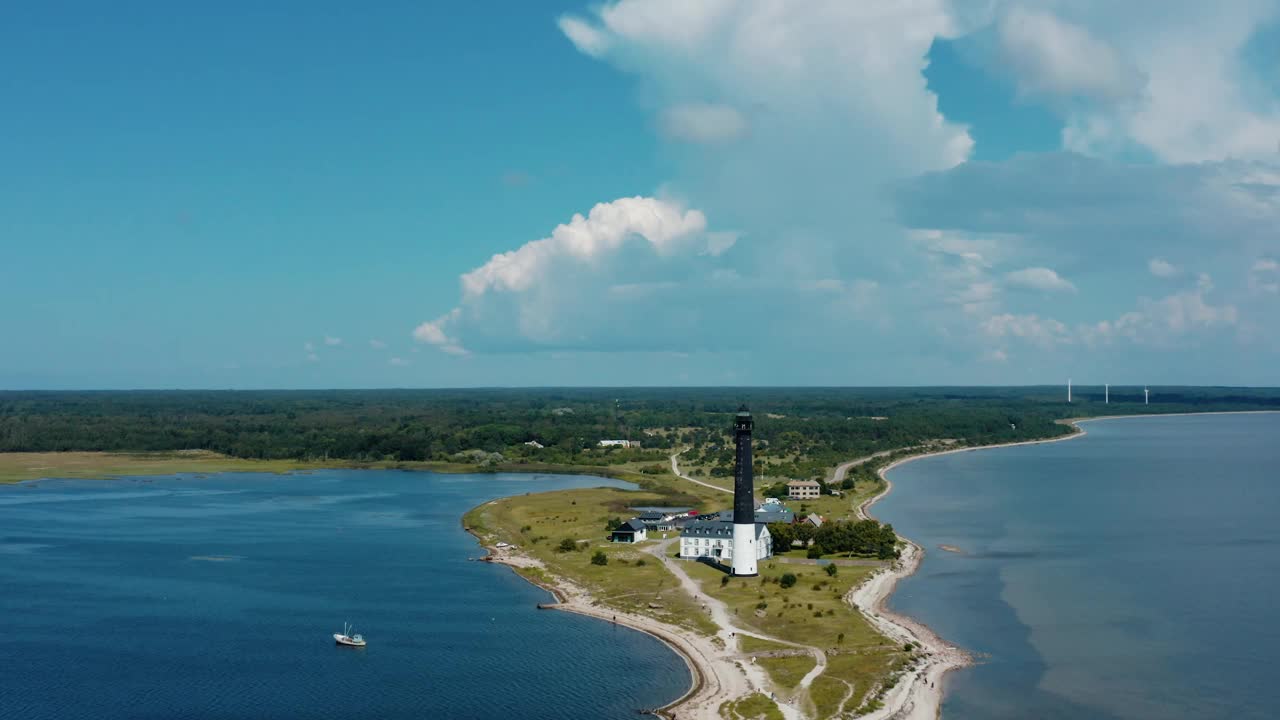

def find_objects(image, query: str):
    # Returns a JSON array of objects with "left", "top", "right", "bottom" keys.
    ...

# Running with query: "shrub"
[
  {"left": 807, "top": 545, "right": 824, "bottom": 559},
  {"left": 558, "top": 538, "right": 578, "bottom": 552},
  {"left": 591, "top": 551, "right": 608, "bottom": 566},
  {"left": 756, "top": 601, "right": 768, "bottom": 610},
  {"left": 721, "top": 575, "right": 730, "bottom": 587},
  {"left": 605, "top": 517, "right": 622, "bottom": 531},
  {"left": 635, "top": 559, "right": 647, "bottom": 567},
  {"left": 837, "top": 633, "right": 845, "bottom": 644},
  {"left": 824, "top": 563, "right": 838, "bottom": 577},
  {"left": 779, "top": 573, "right": 797, "bottom": 589}
]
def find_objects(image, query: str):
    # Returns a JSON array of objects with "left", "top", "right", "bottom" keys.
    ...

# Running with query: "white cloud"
[
  {"left": 997, "top": 7, "right": 1143, "bottom": 103},
  {"left": 1249, "top": 257, "right": 1280, "bottom": 294},
  {"left": 458, "top": 196, "right": 708, "bottom": 299},
  {"left": 303, "top": 342, "right": 315, "bottom": 353},
  {"left": 559, "top": 1, "right": 974, "bottom": 173},
  {"left": 323, "top": 336, "right": 342, "bottom": 346},
  {"left": 659, "top": 103, "right": 747, "bottom": 143},
  {"left": 306, "top": 353, "right": 319, "bottom": 363},
  {"left": 981, "top": 313, "right": 1071, "bottom": 348},
  {"left": 1148, "top": 258, "right": 1179, "bottom": 278},
  {"left": 983, "top": 348, "right": 1009, "bottom": 363},
  {"left": 557, "top": 16, "right": 610, "bottom": 57},
  {"left": 369, "top": 339, "right": 387, "bottom": 350},
  {"left": 389, "top": 357, "right": 409, "bottom": 367},
  {"left": 1006, "top": 3, "right": 1280, "bottom": 162},
  {"left": 414, "top": 197, "right": 722, "bottom": 353},
  {"left": 1084, "top": 282, "right": 1238, "bottom": 345},
  {"left": 1005, "top": 266, "right": 1077, "bottom": 293},
  {"left": 702, "top": 231, "right": 737, "bottom": 257},
  {"left": 952, "top": 281, "right": 999, "bottom": 314}
]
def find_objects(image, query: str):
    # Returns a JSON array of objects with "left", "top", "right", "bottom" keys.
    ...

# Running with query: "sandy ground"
[
  {"left": 481, "top": 541, "right": 777, "bottom": 720},
  {"left": 842, "top": 424, "right": 1105, "bottom": 719}
]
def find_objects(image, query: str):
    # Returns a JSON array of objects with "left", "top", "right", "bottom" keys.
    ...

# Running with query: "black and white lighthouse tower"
[{"left": 731, "top": 405, "right": 758, "bottom": 576}]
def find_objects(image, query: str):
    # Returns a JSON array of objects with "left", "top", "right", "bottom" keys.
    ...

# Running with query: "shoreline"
[
  {"left": 464, "top": 511, "right": 732, "bottom": 719},
  {"left": 850, "top": 409, "right": 1280, "bottom": 719},
  {"left": 844, "top": 422, "right": 1096, "bottom": 719}
]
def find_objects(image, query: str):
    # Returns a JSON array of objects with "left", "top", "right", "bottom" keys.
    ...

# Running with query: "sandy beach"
[
  {"left": 472, "top": 412, "right": 1280, "bottom": 719},
  {"left": 840, "top": 423, "right": 1099, "bottom": 719},
  {"left": 477, "top": 540, "right": 780, "bottom": 720}
]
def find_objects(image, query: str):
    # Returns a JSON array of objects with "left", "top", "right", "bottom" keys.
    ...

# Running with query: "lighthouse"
[{"left": 731, "top": 406, "right": 758, "bottom": 576}]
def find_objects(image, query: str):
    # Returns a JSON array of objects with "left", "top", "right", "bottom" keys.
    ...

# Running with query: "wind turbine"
[
  {"left": 1067, "top": 378, "right": 1072, "bottom": 403},
  {"left": 1144, "top": 387, "right": 1150, "bottom": 405},
  {"left": 1105, "top": 384, "right": 1109, "bottom": 404}
]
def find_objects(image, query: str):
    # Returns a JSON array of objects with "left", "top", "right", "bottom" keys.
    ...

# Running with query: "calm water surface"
[
  {"left": 0, "top": 470, "right": 689, "bottom": 719},
  {"left": 879, "top": 413, "right": 1280, "bottom": 719}
]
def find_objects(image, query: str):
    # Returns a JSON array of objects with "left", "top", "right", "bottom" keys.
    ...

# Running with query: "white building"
[
  {"left": 610, "top": 519, "right": 648, "bottom": 543},
  {"left": 598, "top": 439, "right": 641, "bottom": 448},
  {"left": 679, "top": 516, "right": 772, "bottom": 563},
  {"left": 787, "top": 479, "right": 821, "bottom": 500}
]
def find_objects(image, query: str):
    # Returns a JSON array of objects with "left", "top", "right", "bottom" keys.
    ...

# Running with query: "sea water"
[
  {"left": 877, "top": 413, "right": 1280, "bottom": 719},
  {"left": 0, "top": 470, "right": 689, "bottom": 719}
]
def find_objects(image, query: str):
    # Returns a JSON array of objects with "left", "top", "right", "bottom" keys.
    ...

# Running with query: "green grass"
[
  {"left": 719, "top": 692, "right": 785, "bottom": 720},
  {"left": 757, "top": 654, "right": 816, "bottom": 693},
  {"left": 685, "top": 557, "right": 902, "bottom": 716},
  {"left": 0, "top": 451, "right": 327, "bottom": 484},
  {"left": 738, "top": 635, "right": 788, "bottom": 654},
  {"left": 463, "top": 476, "right": 727, "bottom": 635},
  {"left": 736, "top": 635, "right": 815, "bottom": 693}
]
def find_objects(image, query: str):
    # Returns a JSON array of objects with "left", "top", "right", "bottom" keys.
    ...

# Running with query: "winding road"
[{"left": 665, "top": 452, "right": 835, "bottom": 716}]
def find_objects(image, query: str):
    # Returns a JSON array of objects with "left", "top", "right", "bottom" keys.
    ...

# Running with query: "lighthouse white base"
[{"left": 731, "top": 522, "right": 758, "bottom": 576}]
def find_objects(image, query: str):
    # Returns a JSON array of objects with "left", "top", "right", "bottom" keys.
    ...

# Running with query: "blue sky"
[{"left": 4, "top": 1, "right": 1280, "bottom": 388}]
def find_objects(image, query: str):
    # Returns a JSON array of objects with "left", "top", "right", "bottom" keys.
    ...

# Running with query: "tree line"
[{"left": 2, "top": 387, "right": 1276, "bottom": 463}]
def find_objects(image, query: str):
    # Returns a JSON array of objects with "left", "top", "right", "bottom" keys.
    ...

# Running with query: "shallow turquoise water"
[
  {"left": 0, "top": 470, "right": 689, "bottom": 719},
  {"left": 878, "top": 413, "right": 1280, "bottom": 719}
]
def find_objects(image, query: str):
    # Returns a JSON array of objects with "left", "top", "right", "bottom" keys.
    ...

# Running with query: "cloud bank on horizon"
[{"left": 415, "top": 0, "right": 1280, "bottom": 383}]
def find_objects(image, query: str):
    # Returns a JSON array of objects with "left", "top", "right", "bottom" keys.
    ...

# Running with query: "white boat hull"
[{"left": 333, "top": 634, "right": 366, "bottom": 647}]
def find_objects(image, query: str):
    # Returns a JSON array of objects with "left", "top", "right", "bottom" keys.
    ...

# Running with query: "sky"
[{"left": 3, "top": 0, "right": 1280, "bottom": 389}]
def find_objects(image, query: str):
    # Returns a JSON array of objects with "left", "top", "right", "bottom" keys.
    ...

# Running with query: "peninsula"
[{"left": 6, "top": 388, "right": 1279, "bottom": 719}]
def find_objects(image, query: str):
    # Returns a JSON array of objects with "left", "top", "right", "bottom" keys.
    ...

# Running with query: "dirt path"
[
  {"left": 645, "top": 538, "right": 828, "bottom": 719},
  {"left": 670, "top": 452, "right": 732, "bottom": 494}
]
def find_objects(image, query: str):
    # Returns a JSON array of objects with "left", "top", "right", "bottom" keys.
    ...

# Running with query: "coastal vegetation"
[
  {"left": 7, "top": 387, "right": 1275, "bottom": 469},
  {"left": 0, "top": 450, "right": 318, "bottom": 484},
  {"left": 463, "top": 481, "right": 722, "bottom": 636},
  {"left": 687, "top": 558, "right": 900, "bottom": 716},
  {"left": 720, "top": 693, "right": 785, "bottom": 720},
  {"left": 8, "top": 389, "right": 1279, "bottom": 717}
]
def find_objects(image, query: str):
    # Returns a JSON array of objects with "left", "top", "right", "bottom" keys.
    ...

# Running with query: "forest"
[{"left": 1, "top": 386, "right": 1276, "bottom": 465}]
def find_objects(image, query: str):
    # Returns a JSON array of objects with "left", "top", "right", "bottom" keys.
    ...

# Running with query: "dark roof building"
[{"left": 610, "top": 519, "right": 648, "bottom": 543}]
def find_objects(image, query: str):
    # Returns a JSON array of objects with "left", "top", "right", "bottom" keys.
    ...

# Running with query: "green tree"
[
  {"left": 767, "top": 522, "right": 795, "bottom": 551},
  {"left": 557, "top": 538, "right": 578, "bottom": 552},
  {"left": 779, "top": 573, "right": 797, "bottom": 589},
  {"left": 591, "top": 550, "right": 608, "bottom": 566}
]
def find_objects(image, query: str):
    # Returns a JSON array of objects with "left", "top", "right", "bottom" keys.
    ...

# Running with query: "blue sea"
[
  {"left": 878, "top": 413, "right": 1280, "bottom": 719},
  {"left": 0, "top": 471, "right": 689, "bottom": 719}
]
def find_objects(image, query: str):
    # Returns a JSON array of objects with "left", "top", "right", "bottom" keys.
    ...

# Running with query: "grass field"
[
  {"left": 720, "top": 692, "right": 785, "bottom": 720},
  {"left": 685, "top": 554, "right": 901, "bottom": 713},
  {"left": 462, "top": 471, "right": 727, "bottom": 635},
  {"left": 0, "top": 451, "right": 327, "bottom": 484}
]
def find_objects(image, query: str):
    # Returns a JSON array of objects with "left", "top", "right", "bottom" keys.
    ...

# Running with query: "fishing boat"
[{"left": 333, "top": 622, "right": 366, "bottom": 647}]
